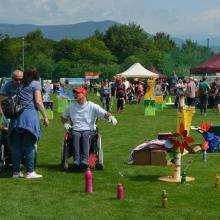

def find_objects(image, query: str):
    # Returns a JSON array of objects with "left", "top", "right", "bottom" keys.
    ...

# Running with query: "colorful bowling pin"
[
  {"left": 85, "top": 168, "right": 93, "bottom": 193},
  {"left": 117, "top": 183, "right": 124, "bottom": 200}
]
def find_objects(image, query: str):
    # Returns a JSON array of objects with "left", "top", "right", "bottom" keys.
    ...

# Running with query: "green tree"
[
  {"left": 153, "top": 32, "right": 176, "bottom": 52},
  {"left": 104, "top": 23, "right": 152, "bottom": 63},
  {"left": 53, "top": 60, "right": 72, "bottom": 80},
  {"left": 122, "top": 55, "right": 144, "bottom": 69},
  {"left": 54, "top": 39, "right": 74, "bottom": 61},
  {"left": 180, "top": 39, "right": 213, "bottom": 68},
  {"left": 0, "top": 36, "right": 23, "bottom": 76},
  {"left": 76, "top": 37, "right": 117, "bottom": 65}
]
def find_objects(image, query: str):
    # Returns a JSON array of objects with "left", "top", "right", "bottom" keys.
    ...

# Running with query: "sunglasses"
[{"left": 13, "top": 78, "right": 23, "bottom": 82}]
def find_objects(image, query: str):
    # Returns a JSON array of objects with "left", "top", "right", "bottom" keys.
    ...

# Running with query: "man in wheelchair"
[{"left": 61, "top": 87, "right": 117, "bottom": 170}]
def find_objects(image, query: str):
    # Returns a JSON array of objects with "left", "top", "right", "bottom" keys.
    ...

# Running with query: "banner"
[
  {"left": 85, "top": 72, "right": 100, "bottom": 79},
  {"left": 66, "top": 78, "right": 88, "bottom": 86}
]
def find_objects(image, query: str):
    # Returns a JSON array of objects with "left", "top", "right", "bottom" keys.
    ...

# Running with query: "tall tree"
[
  {"left": 104, "top": 23, "right": 152, "bottom": 63},
  {"left": 153, "top": 32, "right": 177, "bottom": 52},
  {"left": 54, "top": 39, "right": 74, "bottom": 61}
]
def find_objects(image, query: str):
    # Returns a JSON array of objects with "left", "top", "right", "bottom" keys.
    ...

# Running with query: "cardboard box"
[
  {"left": 151, "top": 150, "right": 167, "bottom": 166},
  {"left": 133, "top": 149, "right": 151, "bottom": 165},
  {"left": 133, "top": 148, "right": 167, "bottom": 166}
]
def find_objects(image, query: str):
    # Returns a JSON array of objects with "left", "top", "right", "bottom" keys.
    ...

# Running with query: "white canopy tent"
[{"left": 118, "top": 63, "right": 158, "bottom": 78}]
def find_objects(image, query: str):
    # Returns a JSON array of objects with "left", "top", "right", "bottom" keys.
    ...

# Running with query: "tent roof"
[
  {"left": 190, "top": 53, "right": 220, "bottom": 74},
  {"left": 148, "top": 67, "right": 167, "bottom": 78},
  {"left": 119, "top": 63, "right": 158, "bottom": 78}
]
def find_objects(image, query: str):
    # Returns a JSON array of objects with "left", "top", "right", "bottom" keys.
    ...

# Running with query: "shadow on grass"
[
  {"left": 37, "top": 163, "right": 87, "bottom": 174},
  {"left": 128, "top": 174, "right": 161, "bottom": 182},
  {"left": 37, "top": 163, "right": 63, "bottom": 172},
  {"left": 0, "top": 167, "right": 12, "bottom": 178}
]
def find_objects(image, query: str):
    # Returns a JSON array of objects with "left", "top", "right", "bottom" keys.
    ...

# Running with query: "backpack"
[
  {"left": 1, "top": 92, "right": 24, "bottom": 119},
  {"left": 177, "top": 87, "right": 185, "bottom": 96}
]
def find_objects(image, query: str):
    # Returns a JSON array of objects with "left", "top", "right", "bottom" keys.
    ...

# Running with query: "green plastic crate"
[
  {"left": 155, "top": 103, "right": 164, "bottom": 111},
  {"left": 56, "top": 97, "right": 68, "bottom": 113},
  {"left": 144, "top": 100, "right": 156, "bottom": 116},
  {"left": 39, "top": 109, "right": 54, "bottom": 120}
]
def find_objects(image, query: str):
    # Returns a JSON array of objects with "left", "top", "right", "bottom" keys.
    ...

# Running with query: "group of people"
[
  {"left": 174, "top": 76, "right": 220, "bottom": 115},
  {"left": 3, "top": 68, "right": 220, "bottom": 178},
  {"left": 96, "top": 77, "right": 170, "bottom": 113},
  {"left": 0, "top": 68, "right": 49, "bottom": 178},
  {"left": 95, "top": 74, "right": 220, "bottom": 116},
  {"left": 0, "top": 68, "right": 118, "bottom": 178}
]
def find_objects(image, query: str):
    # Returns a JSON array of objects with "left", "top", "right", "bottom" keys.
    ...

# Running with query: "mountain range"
[
  {"left": 0, "top": 20, "right": 220, "bottom": 52},
  {"left": 0, "top": 20, "right": 118, "bottom": 41}
]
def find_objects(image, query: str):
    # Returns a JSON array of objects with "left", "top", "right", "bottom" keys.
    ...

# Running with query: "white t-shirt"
[
  {"left": 62, "top": 101, "right": 107, "bottom": 131},
  {"left": 124, "top": 80, "right": 130, "bottom": 90}
]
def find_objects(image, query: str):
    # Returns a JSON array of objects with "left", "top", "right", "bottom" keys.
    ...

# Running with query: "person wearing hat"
[{"left": 61, "top": 87, "right": 117, "bottom": 169}]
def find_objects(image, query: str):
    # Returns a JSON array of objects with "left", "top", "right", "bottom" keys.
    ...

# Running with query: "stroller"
[
  {"left": 0, "top": 129, "right": 11, "bottom": 171},
  {"left": 0, "top": 129, "right": 38, "bottom": 173},
  {"left": 61, "top": 128, "right": 104, "bottom": 170}
]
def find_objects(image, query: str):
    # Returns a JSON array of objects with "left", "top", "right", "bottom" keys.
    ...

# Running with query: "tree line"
[{"left": 0, "top": 23, "right": 214, "bottom": 81}]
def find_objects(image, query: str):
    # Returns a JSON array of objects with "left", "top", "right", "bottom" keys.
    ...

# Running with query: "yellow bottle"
[{"left": 214, "top": 174, "right": 220, "bottom": 188}]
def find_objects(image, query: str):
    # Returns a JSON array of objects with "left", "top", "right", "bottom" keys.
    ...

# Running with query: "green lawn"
[{"left": 1, "top": 94, "right": 220, "bottom": 220}]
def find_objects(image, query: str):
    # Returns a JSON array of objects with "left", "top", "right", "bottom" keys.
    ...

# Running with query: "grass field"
[{"left": 1, "top": 94, "right": 220, "bottom": 220}]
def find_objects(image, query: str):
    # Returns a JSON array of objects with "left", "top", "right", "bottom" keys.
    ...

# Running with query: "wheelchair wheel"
[
  {"left": 0, "top": 144, "right": 5, "bottom": 172},
  {"left": 95, "top": 162, "right": 103, "bottom": 170},
  {"left": 0, "top": 160, "right": 4, "bottom": 172},
  {"left": 96, "top": 133, "right": 104, "bottom": 170},
  {"left": 61, "top": 140, "right": 69, "bottom": 170}
]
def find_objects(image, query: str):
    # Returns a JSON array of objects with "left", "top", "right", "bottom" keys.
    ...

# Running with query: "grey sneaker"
[{"left": 25, "top": 171, "right": 43, "bottom": 179}]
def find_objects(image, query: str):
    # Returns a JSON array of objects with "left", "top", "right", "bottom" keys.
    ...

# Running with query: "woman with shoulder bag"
[{"left": 9, "top": 67, "right": 49, "bottom": 179}]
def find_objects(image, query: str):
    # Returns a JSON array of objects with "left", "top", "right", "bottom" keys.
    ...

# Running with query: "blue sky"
[{"left": 1, "top": 0, "right": 220, "bottom": 39}]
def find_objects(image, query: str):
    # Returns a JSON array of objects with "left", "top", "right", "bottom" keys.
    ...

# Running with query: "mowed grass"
[{"left": 1, "top": 94, "right": 220, "bottom": 220}]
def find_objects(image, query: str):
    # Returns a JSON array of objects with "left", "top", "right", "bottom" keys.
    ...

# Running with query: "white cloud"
[
  {"left": 192, "top": 9, "right": 220, "bottom": 22},
  {"left": 0, "top": 0, "right": 220, "bottom": 37}
]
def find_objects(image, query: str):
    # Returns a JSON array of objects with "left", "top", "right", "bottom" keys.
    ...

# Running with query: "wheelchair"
[{"left": 61, "top": 129, "right": 104, "bottom": 170}]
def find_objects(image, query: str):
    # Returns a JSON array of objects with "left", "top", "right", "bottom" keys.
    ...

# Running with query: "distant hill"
[{"left": 0, "top": 20, "right": 119, "bottom": 40}]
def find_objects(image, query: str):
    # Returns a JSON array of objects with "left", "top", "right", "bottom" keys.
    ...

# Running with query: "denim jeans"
[
  {"left": 72, "top": 130, "right": 95, "bottom": 165},
  {"left": 10, "top": 128, "right": 36, "bottom": 173},
  {"left": 200, "top": 94, "right": 209, "bottom": 114},
  {"left": 102, "top": 94, "right": 110, "bottom": 111}
]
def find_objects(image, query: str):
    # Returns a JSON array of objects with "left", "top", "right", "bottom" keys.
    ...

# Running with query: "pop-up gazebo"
[
  {"left": 190, "top": 53, "right": 220, "bottom": 74},
  {"left": 118, "top": 63, "right": 158, "bottom": 78},
  {"left": 149, "top": 67, "right": 167, "bottom": 79}
]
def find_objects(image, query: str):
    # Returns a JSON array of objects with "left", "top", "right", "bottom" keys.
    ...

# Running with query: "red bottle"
[
  {"left": 85, "top": 168, "right": 93, "bottom": 193},
  {"left": 117, "top": 183, "right": 124, "bottom": 200}
]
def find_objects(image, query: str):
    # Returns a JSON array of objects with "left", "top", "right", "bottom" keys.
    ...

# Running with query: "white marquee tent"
[{"left": 118, "top": 63, "right": 158, "bottom": 78}]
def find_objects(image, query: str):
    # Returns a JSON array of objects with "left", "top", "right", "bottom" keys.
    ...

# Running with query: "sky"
[{"left": 1, "top": 0, "right": 220, "bottom": 40}]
